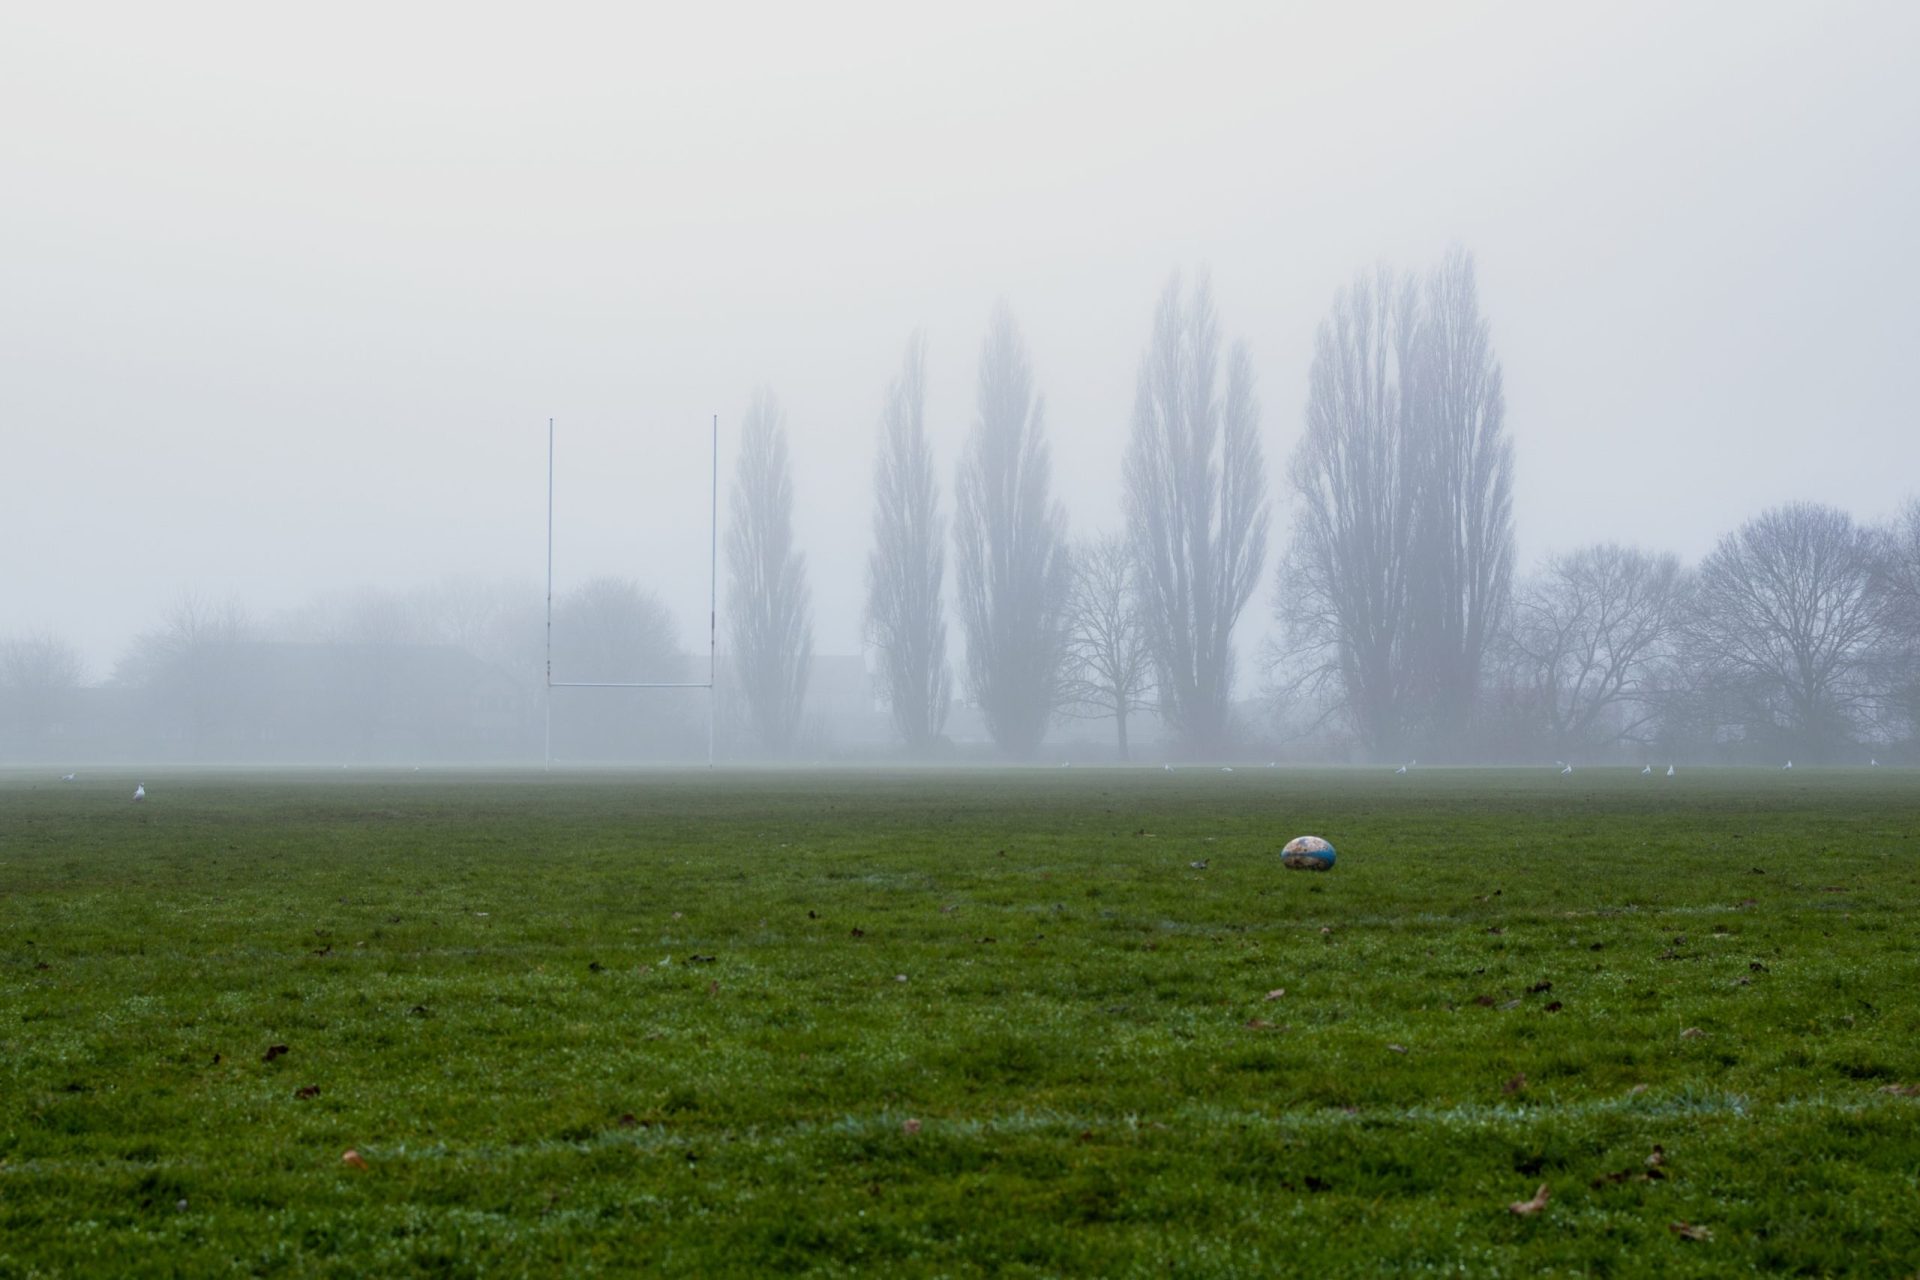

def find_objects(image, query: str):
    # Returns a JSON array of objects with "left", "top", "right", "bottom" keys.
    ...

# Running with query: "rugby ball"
[{"left": 1281, "top": 835, "right": 1336, "bottom": 871}]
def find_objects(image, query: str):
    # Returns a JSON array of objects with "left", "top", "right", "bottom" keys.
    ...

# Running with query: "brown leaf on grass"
[
  {"left": 617, "top": 1113, "right": 639, "bottom": 1128},
  {"left": 1386, "top": 1043, "right": 1409, "bottom": 1054},
  {"left": 1485, "top": 926, "right": 1505, "bottom": 935},
  {"left": 1628, "top": 1083, "right": 1649, "bottom": 1095},
  {"left": 902, "top": 1118, "right": 921, "bottom": 1135},
  {"left": 1244, "top": 1018, "right": 1285, "bottom": 1031},
  {"left": 849, "top": 928, "right": 865, "bottom": 939},
  {"left": 1879, "top": 1083, "right": 1920, "bottom": 1097},
  {"left": 1669, "top": 1222, "right": 1713, "bottom": 1241},
  {"left": 687, "top": 954, "right": 716, "bottom": 964},
  {"left": 1472, "top": 994, "right": 1497, "bottom": 1007},
  {"left": 1544, "top": 1001, "right": 1564, "bottom": 1013},
  {"left": 1503, "top": 1073, "right": 1527, "bottom": 1095},
  {"left": 588, "top": 961, "right": 604, "bottom": 973},
  {"left": 1264, "top": 988, "right": 1286, "bottom": 1001},
  {"left": 1526, "top": 981, "right": 1553, "bottom": 994},
  {"left": 1508, "top": 1183, "right": 1550, "bottom": 1215},
  {"left": 1680, "top": 1027, "right": 1705, "bottom": 1039},
  {"left": 1646, "top": 1145, "right": 1666, "bottom": 1169},
  {"left": 262, "top": 1045, "right": 290, "bottom": 1063},
  {"left": 341, "top": 1149, "right": 368, "bottom": 1170},
  {"left": 706, "top": 980, "right": 720, "bottom": 996},
  {"left": 294, "top": 1085, "right": 320, "bottom": 1100}
]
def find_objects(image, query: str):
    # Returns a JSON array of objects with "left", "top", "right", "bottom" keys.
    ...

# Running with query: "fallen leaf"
[
  {"left": 1544, "top": 1001, "right": 1564, "bottom": 1013},
  {"left": 1527, "top": 980, "right": 1553, "bottom": 994},
  {"left": 1244, "top": 1018, "right": 1284, "bottom": 1031},
  {"left": 263, "top": 1044, "right": 290, "bottom": 1063},
  {"left": 1669, "top": 1222, "right": 1713, "bottom": 1241},
  {"left": 1472, "top": 994, "right": 1497, "bottom": 1007},
  {"left": 588, "top": 961, "right": 604, "bottom": 973},
  {"left": 408, "top": 1005, "right": 430, "bottom": 1017},
  {"left": 341, "top": 1149, "right": 368, "bottom": 1170},
  {"left": 1680, "top": 1027, "right": 1705, "bottom": 1039},
  {"left": 1628, "top": 1083, "right": 1649, "bottom": 1095},
  {"left": 617, "top": 1113, "right": 639, "bottom": 1128},
  {"left": 687, "top": 954, "right": 716, "bottom": 964},
  {"left": 902, "top": 1118, "right": 921, "bottom": 1135},
  {"left": 1264, "top": 988, "right": 1286, "bottom": 1001},
  {"left": 1879, "top": 1083, "right": 1920, "bottom": 1097},
  {"left": 1319, "top": 926, "right": 1332, "bottom": 935},
  {"left": 850, "top": 928, "right": 865, "bottom": 939},
  {"left": 706, "top": 980, "right": 720, "bottom": 996},
  {"left": 1387, "top": 1043, "right": 1409, "bottom": 1054},
  {"left": 1188, "top": 860, "right": 1209, "bottom": 870},
  {"left": 1646, "top": 1145, "right": 1666, "bottom": 1169},
  {"left": 1503, "top": 1073, "right": 1527, "bottom": 1094},
  {"left": 1508, "top": 1183, "right": 1550, "bottom": 1215}
]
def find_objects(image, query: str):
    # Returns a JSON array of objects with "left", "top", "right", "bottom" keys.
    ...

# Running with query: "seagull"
[
  {"left": 1560, "top": 763, "right": 1574, "bottom": 776},
  {"left": 1666, "top": 764, "right": 1675, "bottom": 777},
  {"left": 1394, "top": 764, "right": 1408, "bottom": 775},
  {"left": 1163, "top": 763, "right": 1174, "bottom": 773},
  {"left": 1871, "top": 758, "right": 1879, "bottom": 767},
  {"left": 1267, "top": 761, "right": 1277, "bottom": 768},
  {"left": 132, "top": 784, "right": 146, "bottom": 802},
  {"left": 1783, "top": 760, "right": 1793, "bottom": 771},
  {"left": 1221, "top": 766, "right": 1234, "bottom": 773},
  {"left": 60, "top": 773, "right": 76, "bottom": 782},
  {"left": 1641, "top": 765, "right": 1652, "bottom": 776}
]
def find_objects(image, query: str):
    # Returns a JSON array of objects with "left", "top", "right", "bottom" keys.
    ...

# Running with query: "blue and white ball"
[{"left": 1281, "top": 835, "right": 1336, "bottom": 871}]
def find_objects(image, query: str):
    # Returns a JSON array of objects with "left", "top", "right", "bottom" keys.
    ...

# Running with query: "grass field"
[{"left": 3, "top": 766, "right": 1919, "bottom": 1277}]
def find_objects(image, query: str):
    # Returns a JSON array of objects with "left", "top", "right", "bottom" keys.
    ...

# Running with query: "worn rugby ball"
[{"left": 1280, "top": 835, "right": 1336, "bottom": 871}]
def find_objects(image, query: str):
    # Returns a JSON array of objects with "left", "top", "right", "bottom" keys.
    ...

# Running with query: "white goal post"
[{"left": 543, "top": 416, "right": 718, "bottom": 768}]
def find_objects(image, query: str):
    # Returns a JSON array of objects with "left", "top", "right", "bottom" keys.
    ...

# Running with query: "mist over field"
[{"left": 3, "top": 2, "right": 1918, "bottom": 765}]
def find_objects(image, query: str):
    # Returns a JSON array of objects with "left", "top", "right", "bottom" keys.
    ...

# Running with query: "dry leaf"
[
  {"left": 902, "top": 1118, "right": 921, "bottom": 1135},
  {"left": 1503, "top": 1073, "right": 1527, "bottom": 1095},
  {"left": 294, "top": 1085, "right": 320, "bottom": 1100},
  {"left": 1387, "top": 1043, "right": 1409, "bottom": 1054},
  {"left": 1680, "top": 1027, "right": 1705, "bottom": 1039},
  {"left": 1508, "top": 1183, "right": 1550, "bottom": 1215},
  {"left": 1244, "top": 1018, "right": 1284, "bottom": 1031},
  {"left": 262, "top": 1044, "right": 290, "bottom": 1063},
  {"left": 1879, "top": 1083, "right": 1920, "bottom": 1097},
  {"left": 1645, "top": 1145, "right": 1666, "bottom": 1169},
  {"left": 1526, "top": 980, "right": 1553, "bottom": 994},
  {"left": 1264, "top": 989, "right": 1286, "bottom": 1001},
  {"left": 341, "top": 1149, "right": 368, "bottom": 1170},
  {"left": 1669, "top": 1222, "right": 1713, "bottom": 1241}
]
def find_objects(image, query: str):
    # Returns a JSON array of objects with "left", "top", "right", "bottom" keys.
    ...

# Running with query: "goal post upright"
[{"left": 544, "top": 415, "right": 719, "bottom": 771}]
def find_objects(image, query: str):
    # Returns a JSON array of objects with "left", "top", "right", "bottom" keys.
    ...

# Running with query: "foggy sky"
[{"left": 5, "top": 1, "right": 1917, "bottom": 679}]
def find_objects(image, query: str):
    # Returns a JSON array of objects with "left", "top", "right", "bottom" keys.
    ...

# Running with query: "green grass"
[{"left": 3, "top": 766, "right": 1919, "bottom": 1276}]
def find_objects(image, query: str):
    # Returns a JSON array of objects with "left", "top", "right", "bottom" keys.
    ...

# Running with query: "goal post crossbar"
[{"left": 543, "top": 415, "right": 719, "bottom": 767}]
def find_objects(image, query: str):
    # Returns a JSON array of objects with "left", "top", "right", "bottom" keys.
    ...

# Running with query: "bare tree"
[
  {"left": 1280, "top": 251, "right": 1513, "bottom": 760},
  {"left": 1280, "top": 267, "right": 1421, "bottom": 760},
  {"left": 1404, "top": 248, "right": 1515, "bottom": 744},
  {"left": 552, "top": 576, "right": 692, "bottom": 758},
  {"left": 111, "top": 592, "right": 254, "bottom": 758},
  {"left": 1059, "top": 534, "right": 1155, "bottom": 759},
  {"left": 726, "top": 388, "right": 813, "bottom": 754},
  {"left": 1123, "top": 273, "right": 1269, "bottom": 757},
  {"left": 1506, "top": 545, "right": 1684, "bottom": 757},
  {"left": 0, "top": 632, "right": 86, "bottom": 755},
  {"left": 1684, "top": 502, "right": 1892, "bottom": 760},
  {"left": 954, "top": 303, "right": 1069, "bottom": 758},
  {"left": 866, "top": 331, "right": 951, "bottom": 752},
  {"left": 1881, "top": 498, "right": 1920, "bottom": 746}
]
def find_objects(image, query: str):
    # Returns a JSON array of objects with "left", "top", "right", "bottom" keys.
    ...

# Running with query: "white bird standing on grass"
[
  {"left": 1784, "top": 760, "right": 1793, "bottom": 770},
  {"left": 1560, "top": 763, "right": 1574, "bottom": 776},
  {"left": 1641, "top": 765, "right": 1652, "bottom": 776},
  {"left": 132, "top": 784, "right": 146, "bottom": 802},
  {"left": 61, "top": 773, "right": 76, "bottom": 782},
  {"left": 1394, "top": 764, "right": 1408, "bottom": 775},
  {"left": 1666, "top": 765, "right": 1675, "bottom": 777}
]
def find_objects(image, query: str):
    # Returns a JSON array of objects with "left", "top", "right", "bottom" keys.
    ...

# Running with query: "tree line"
[{"left": 6, "top": 248, "right": 1919, "bottom": 763}]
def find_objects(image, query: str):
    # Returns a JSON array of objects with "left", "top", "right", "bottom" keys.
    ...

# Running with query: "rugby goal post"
[{"left": 543, "top": 415, "right": 718, "bottom": 769}]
